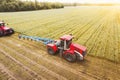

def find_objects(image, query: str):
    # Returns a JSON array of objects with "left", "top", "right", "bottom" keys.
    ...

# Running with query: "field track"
[{"left": 0, "top": 34, "right": 119, "bottom": 80}]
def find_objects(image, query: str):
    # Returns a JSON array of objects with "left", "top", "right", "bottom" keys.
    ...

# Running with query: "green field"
[{"left": 0, "top": 6, "right": 120, "bottom": 62}]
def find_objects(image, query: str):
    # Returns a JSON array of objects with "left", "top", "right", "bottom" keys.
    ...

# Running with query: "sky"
[{"left": 27, "top": 0, "right": 120, "bottom": 4}]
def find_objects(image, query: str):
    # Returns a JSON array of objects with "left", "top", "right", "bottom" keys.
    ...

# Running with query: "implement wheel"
[{"left": 64, "top": 53, "right": 76, "bottom": 62}]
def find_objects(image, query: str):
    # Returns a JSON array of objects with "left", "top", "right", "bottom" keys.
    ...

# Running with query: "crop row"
[{"left": 0, "top": 6, "right": 120, "bottom": 62}]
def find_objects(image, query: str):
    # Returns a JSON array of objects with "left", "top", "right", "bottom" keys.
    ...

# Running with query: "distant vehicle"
[{"left": 0, "top": 21, "right": 14, "bottom": 37}]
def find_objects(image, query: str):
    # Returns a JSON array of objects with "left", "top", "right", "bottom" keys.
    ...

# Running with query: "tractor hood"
[
  {"left": 3, "top": 26, "right": 10, "bottom": 30},
  {"left": 71, "top": 43, "right": 87, "bottom": 54}
]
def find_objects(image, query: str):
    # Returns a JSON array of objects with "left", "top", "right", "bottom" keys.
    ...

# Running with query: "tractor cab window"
[
  {"left": 60, "top": 40, "right": 64, "bottom": 47},
  {"left": 60, "top": 39, "right": 72, "bottom": 49},
  {"left": 0, "top": 23, "right": 4, "bottom": 27},
  {"left": 66, "top": 39, "right": 72, "bottom": 49}
]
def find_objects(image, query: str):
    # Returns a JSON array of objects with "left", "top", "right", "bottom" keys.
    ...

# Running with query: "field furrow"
[
  {"left": 0, "top": 46, "right": 45, "bottom": 80},
  {"left": 0, "top": 35, "right": 120, "bottom": 80},
  {"left": 0, "top": 6, "right": 120, "bottom": 80},
  {"left": 0, "top": 63, "right": 17, "bottom": 80}
]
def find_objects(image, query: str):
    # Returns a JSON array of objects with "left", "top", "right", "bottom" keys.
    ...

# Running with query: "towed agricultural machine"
[
  {"left": 19, "top": 34, "right": 87, "bottom": 62},
  {"left": 0, "top": 21, "right": 14, "bottom": 36}
]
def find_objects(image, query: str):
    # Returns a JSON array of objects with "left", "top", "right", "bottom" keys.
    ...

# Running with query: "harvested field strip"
[{"left": 0, "top": 36, "right": 119, "bottom": 80}]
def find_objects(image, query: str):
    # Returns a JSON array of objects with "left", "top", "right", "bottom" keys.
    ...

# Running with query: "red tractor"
[
  {"left": 0, "top": 21, "right": 14, "bottom": 37},
  {"left": 47, "top": 35, "right": 87, "bottom": 62},
  {"left": 19, "top": 34, "right": 87, "bottom": 62}
]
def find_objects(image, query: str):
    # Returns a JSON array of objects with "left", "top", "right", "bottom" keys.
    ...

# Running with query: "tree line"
[{"left": 0, "top": 0, "right": 64, "bottom": 12}]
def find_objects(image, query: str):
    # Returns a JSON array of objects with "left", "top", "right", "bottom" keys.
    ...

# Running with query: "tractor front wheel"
[
  {"left": 47, "top": 47, "right": 56, "bottom": 55},
  {"left": 10, "top": 29, "right": 14, "bottom": 34},
  {"left": 64, "top": 53, "right": 76, "bottom": 62},
  {"left": 0, "top": 31, "right": 4, "bottom": 37}
]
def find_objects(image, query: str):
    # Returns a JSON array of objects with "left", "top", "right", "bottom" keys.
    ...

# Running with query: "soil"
[{"left": 0, "top": 34, "right": 119, "bottom": 80}]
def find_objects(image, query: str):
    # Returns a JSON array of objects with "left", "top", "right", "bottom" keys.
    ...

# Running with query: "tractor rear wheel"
[
  {"left": 47, "top": 47, "right": 56, "bottom": 55},
  {"left": 0, "top": 31, "right": 3, "bottom": 37},
  {"left": 64, "top": 53, "right": 76, "bottom": 62}
]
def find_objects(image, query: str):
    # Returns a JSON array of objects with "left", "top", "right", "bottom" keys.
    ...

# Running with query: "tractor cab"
[
  {"left": 0, "top": 22, "right": 5, "bottom": 27},
  {"left": 59, "top": 35, "right": 73, "bottom": 50},
  {"left": 0, "top": 22, "right": 9, "bottom": 30}
]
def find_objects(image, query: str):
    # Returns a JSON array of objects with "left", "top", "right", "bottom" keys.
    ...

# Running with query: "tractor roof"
[
  {"left": 60, "top": 35, "right": 73, "bottom": 41},
  {"left": 0, "top": 21, "right": 4, "bottom": 24}
]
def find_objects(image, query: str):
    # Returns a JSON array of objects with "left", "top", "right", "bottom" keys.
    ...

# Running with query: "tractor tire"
[
  {"left": 10, "top": 29, "right": 14, "bottom": 34},
  {"left": 0, "top": 31, "right": 4, "bottom": 37},
  {"left": 64, "top": 53, "right": 76, "bottom": 62},
  {"left": 47, "top": 47, "right": 56, "bottom": 55}
]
